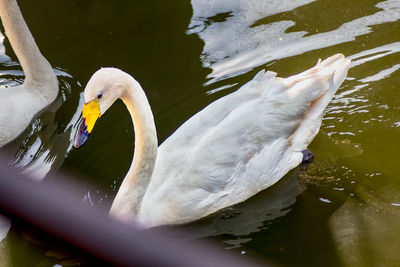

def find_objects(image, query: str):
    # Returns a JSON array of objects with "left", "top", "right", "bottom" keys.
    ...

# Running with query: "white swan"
[
  {"left": 0, "top": 0, "right": 58, "bottom": 147},
  {"left": 74, "top": 54, "right": 350, "bottom": 227}
]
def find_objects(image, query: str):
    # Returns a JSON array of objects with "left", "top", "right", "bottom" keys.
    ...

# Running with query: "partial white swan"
[
  {"left": 74, "top": 54, "right": 350, "bottom": 227},
  {"left": 0, "top": 0, "right": 58, "bottom": 147}
]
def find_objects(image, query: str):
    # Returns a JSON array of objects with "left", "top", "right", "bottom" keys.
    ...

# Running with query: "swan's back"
[{"left": 140, "top": 54, "right": 351, "bottom": 226}]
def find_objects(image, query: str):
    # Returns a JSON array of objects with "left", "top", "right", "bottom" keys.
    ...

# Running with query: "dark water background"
[{"left": 0, "top": 0, "right": 400, "bottom": 266}]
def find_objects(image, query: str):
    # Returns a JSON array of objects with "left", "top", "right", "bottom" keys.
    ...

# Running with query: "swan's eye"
[{"left": 98, "top": 94, "right": 102, "bottom": 99}]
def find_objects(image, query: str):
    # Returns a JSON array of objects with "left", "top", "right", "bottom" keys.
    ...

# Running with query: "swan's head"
[{"left": 74, "top": 68, "right": 127, "bottom": 148}]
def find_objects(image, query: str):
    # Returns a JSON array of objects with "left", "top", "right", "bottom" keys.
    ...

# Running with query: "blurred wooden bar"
[{"left": 0, "top": 157, "right": 263, "bottom": 267}]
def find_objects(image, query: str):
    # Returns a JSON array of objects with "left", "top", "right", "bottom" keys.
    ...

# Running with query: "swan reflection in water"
[
  {"left": 150, "top": 167, "right": 306, "bottom": 248},
  {"left": 0, "top": 67, "right": 83, "bottom": 181}
]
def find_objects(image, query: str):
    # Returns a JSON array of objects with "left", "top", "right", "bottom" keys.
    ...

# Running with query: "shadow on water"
[{"left": 329, "top": 176, "right": 400, "bottom": 267}]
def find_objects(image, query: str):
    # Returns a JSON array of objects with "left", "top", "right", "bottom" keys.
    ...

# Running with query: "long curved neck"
[
  {"left": 110, "top": 73, "right": 158, "bottom": 220},
  {"left": 0, "top": 0, "right": 55, "bottom": 88}
]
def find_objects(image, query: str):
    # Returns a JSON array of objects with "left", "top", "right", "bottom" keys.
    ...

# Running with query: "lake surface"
[{"left": 1, "top": 0, "right": 400, "bottom": 266}]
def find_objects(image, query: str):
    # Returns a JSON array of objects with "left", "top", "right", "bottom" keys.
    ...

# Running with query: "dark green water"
[{"left": 1, "top": 0, "right": 400, "bottom": 266}]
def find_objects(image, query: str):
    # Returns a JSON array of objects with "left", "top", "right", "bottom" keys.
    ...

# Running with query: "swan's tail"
[{"left": 287, "top": 54, "right": 351, "bottom": 150}]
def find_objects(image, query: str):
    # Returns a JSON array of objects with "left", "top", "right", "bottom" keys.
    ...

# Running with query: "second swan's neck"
[
  {"left": 0, "top": 0, "right": 57, "bottom": 89},
  {"left": 109, "top": 71, "right": 158, "bottom": 221}
]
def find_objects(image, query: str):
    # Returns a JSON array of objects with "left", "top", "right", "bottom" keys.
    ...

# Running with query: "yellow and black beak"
[{"left": 74, "top": 100, "right": 101, "bottom": 148}]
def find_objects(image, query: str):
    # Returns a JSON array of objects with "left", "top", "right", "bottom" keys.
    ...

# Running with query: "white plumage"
[
  {"left": 0, "top": 0, "right": 58, "bottom": 147},
  {"left": 74, "top": 54, "right": 350, "bottom": 227}
]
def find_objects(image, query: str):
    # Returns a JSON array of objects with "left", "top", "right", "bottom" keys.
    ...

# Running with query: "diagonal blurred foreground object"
[{"left": 0, "top": 157, "right": 265, "bottom": 267}]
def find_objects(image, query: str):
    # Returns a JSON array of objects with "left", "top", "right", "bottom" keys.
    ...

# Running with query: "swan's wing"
[
  {"left": 141, "top": 54, "right": 350, "bottom": 225},
  {"left": 159, "top": 70, "right": 278, "bottom": 151}
]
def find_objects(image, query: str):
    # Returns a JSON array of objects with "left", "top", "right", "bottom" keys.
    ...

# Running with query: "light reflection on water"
[
  {"left": 1, "top": 71, "right": 83, "bottom": 181},
  {"left": 189, "top": 0, "right": 400, "bottom": 85},
  {"left": 0, "top": 0, "right": 399, "bottom": 266}
]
